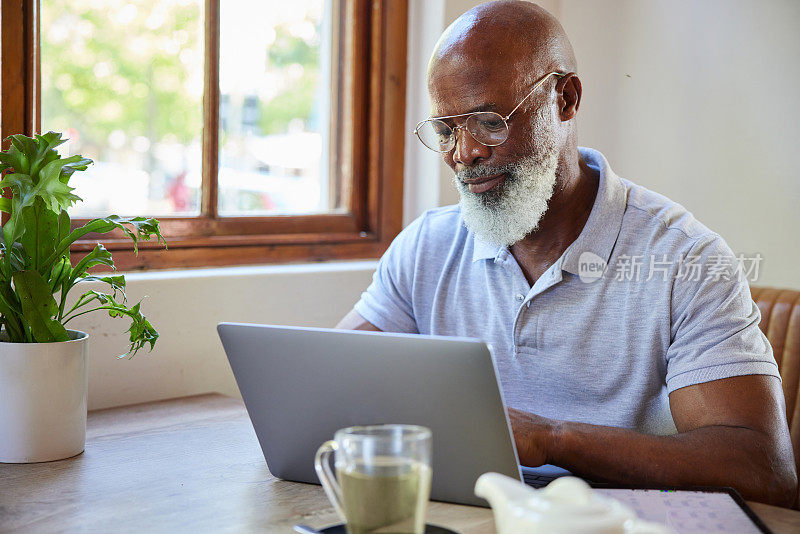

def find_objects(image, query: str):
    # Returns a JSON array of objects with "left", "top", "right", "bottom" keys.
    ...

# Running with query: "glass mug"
[{"left": 315, "top": 424, "right": 433, "bottom": 534}]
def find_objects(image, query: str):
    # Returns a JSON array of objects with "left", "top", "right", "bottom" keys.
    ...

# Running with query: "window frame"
[{"left": 1, "top": 0, "right": 407, "bottom": 270}]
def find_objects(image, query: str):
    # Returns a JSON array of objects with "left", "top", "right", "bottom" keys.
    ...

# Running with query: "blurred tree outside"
[
  {"left": 260, "top": 24, "right": 320, "bottom": 135},
  {"left": 42, "top": 0, "right": 203, "bottom": 165},
  {"left": 41, "top": 0, "right": 327, "bottom": 217},
  {"left": 217, "top": 0, "right": 327, "bottom": 215}
]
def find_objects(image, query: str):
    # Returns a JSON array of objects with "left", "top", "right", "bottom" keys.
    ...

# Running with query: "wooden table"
[{"left": 1, "top": 394, "right": 799, "bottom": 533}]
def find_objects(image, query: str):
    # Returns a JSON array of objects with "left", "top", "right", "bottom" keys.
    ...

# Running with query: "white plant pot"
[{"left": 0, "top": 330, "right": 89, "bottom": 463}]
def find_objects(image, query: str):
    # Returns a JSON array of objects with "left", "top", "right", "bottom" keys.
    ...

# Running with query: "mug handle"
[{"left": 314, "top": 440, "right": 346, "bottom": 521}]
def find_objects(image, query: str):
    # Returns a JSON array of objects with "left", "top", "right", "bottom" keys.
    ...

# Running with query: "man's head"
[{"left": 426, "top": 0, "right": 581, "bottom": 246}]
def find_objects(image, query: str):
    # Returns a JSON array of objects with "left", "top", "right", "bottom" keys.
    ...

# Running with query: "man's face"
[{"left": 428, "top": 59, "right": 561, "bottom": 246}]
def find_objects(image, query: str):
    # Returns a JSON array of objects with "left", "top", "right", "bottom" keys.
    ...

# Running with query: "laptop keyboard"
[{"left": 523, "top": 472, "right": 558, "bottom": 488}]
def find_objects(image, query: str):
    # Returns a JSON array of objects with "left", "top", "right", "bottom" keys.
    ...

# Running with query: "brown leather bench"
[{"left": 750, "top": 286, "right": 800, "bottom": 508}]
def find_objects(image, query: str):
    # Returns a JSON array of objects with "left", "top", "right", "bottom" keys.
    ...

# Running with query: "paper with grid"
[{"left": 597, "top": 489, "right": 762, "bottom": 533}]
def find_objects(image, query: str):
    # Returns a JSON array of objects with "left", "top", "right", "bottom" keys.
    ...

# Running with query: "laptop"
[
  {"left": 217, "top": 322, "right": 570, "bottom": 507},
  {"left": 219, "top": 323, "right": 773, "bottom": 530}
]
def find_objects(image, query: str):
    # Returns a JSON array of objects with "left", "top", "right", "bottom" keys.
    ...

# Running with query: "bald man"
[{"left": 337, "top": 0, "right": 797, "bottom": 506}]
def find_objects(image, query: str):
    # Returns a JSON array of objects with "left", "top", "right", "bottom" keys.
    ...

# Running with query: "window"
[{"left": 1, "top": 0, "right": 407, "bottom": 270}]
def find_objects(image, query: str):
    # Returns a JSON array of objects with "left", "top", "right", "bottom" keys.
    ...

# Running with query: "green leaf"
[
  {"left": 31, "top": 155, "right": 84, "bottom": 211},
  {"left": 28, "top": 148, "right": 61, "bottom": 183},
  {"left": 70, "top": 243, "right": 115, "bottom": 283},
  {"left": 0, "top": 220, "right": 31, "bottom": 279},
  {"left": 92, "top": 216, "right": 167, "bottom": 254},
  {"left": 66, "top": 289, "right": 158, "bottom": 357},
  {"left": 0, "top": 230, "right": 8, "bottom": 282},
  {"left": 9, "top": 135, "right": 37, "bottom": 159},
  {"left": 0, "top": 171, "right": 34, "bottom": 199},
  {"left": 0, "top": 280, "right": 20, "bottom": 312},
  {"left": 80, "top": 274, "right": 126, "bottom": 296},
  {"left": 12, "top": 270, "right": 69, "bottom": 342},
  {"left": 8, "top": 135, "right": 36, "bottom": 173},
  {"left": 46, "top": 215, "right": 166, "bottom": 266},
  {"left": 34, "top": 132, "right": 67, "bottom": 154},
  {"left": 8, "top": 242, "right": 29, "bottom": 272},
  {"left": 1, "top": 217, "right": 14, "bottom": 254},
  {"left": 57, "top": 209, "right": 71, "bottom": 245},
  {"left": 0, "top": 174, "right": 34, "bottom": 251},
  {"left": 0, "top": 197, "right": 11, "bottom": 214},
  {"left": 19, "top": 198, "right": 60, "bottom": 273},
  {"left": 120, "top": 301, "right": 159, "bottom": 358},
  {"left": 0, "top": 158, "right": 83, "bottom": 216},
  {"left": 0, "top": 149, "right": 24, "bottom": 174},
  {"left": 48, "top": 256, "right": 72, "bottom": 293},
  {"left": 0, "top": 280, "right": 23, "bottom": 340},
  {"left": 38, "top": 209, "right": 73, "bottom": 276},
  {"left": 0, "top": 169, "right": 79, "bottom": 252},
  {"left": 58, "top": 156, "right": 93, "bottom": 184}
]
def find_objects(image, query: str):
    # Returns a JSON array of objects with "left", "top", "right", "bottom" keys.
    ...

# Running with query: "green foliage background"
[
  {"left": 42, "top": 0, "right": 203, "bottom": 157},
  {"left": 42, "top": 0, "right": 322, "bottom": 151}
]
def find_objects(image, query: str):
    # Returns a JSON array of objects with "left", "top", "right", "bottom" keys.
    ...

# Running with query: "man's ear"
[{"left": 557, "top": 73, "right": 582, "bottom": 121}]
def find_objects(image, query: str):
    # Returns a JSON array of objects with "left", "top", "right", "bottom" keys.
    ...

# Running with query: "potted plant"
[{"left": 0, "top": 131, "right": 166, "bottom": 463}]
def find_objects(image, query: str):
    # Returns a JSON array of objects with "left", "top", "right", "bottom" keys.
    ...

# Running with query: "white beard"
[{"left": 453, "top": 139, "right": 559, "bottom": 248}]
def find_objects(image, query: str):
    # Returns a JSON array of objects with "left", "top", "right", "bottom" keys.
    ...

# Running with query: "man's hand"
[
  {"left": 506, "top": 406, "right": 557, "bottom": 467},
  {"left": 516, "top": 375, "right": 797, "bottom": 507}
]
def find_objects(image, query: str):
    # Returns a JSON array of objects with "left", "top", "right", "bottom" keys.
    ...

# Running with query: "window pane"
[
  {"left": 218, "top": 0, "right": 338, "bottom": 216},
  {"left": 41, "top": 0, "right": 204, "bottom": 217}
]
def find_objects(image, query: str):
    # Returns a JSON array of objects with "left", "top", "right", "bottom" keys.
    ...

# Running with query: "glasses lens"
[
  {"left": 416, "top": 119, "right": 454, "bottom": 152},
  {"left": 466, "top": 112, "right": 508, "bottom": 146}
]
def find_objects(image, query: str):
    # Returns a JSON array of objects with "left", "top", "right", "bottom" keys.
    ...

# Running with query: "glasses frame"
[{"left": 414, "top": 71, "right": 568, "bottom": 153}]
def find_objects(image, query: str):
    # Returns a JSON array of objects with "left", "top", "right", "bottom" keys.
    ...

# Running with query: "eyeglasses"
[{"left": 414, "top": 71, "right": 567, "bottom": 153}]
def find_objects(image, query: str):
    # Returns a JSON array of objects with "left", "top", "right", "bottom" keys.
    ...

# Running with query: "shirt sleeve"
[
  {"left": 665, "top": 234, "right": 779, "bottom": 393},
  {"left": 353, "top": 214, "right": 427, "bottom": 333}
]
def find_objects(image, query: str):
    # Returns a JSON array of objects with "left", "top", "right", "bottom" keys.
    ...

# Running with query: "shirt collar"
[
  {"left": 472, "top": 234, "right": 502, "bottom": 262},
  {"left": 561, "top": 147, "right": 627, "bottom": 275},
  {"left": 470, "top": 147, "right": 627, "bottom": 273}
]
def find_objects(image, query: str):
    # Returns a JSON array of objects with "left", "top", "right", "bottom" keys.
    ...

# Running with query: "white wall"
[
  {"left": 558, "top": 0, "right": 800, "bottom": 290},
  {"left": 73, "top": 263, "right": 375, "bottom": 410},
  {"left": 403, "top": 0, "right": 447, "bottom": 225}
]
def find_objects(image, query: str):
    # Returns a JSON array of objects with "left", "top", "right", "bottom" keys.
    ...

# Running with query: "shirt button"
[{"left": 515, "top": 293, "right": 525, "bottom": 302}]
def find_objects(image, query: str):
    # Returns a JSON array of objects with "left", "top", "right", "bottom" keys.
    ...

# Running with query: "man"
[{"left": 337, "top": 0, "right": 797, "bottom": 506}]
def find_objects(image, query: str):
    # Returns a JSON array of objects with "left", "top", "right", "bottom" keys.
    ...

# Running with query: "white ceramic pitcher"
[{"left": 475, "top": 473, "right": 675, "bottom": 534}]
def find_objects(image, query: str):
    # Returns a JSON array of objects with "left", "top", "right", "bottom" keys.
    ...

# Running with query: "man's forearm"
[{"left": 543, "top": 420, "right": 797, "bottom": 507}]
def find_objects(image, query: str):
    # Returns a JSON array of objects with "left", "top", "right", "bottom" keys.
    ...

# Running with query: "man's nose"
[{"left": 452, "top": 126, "right": 490, "bottom": 166}]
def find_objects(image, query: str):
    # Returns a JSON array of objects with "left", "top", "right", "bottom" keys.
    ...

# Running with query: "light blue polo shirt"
[{"left": 354, "top": 147, "right": 778, "bottom": 435}]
